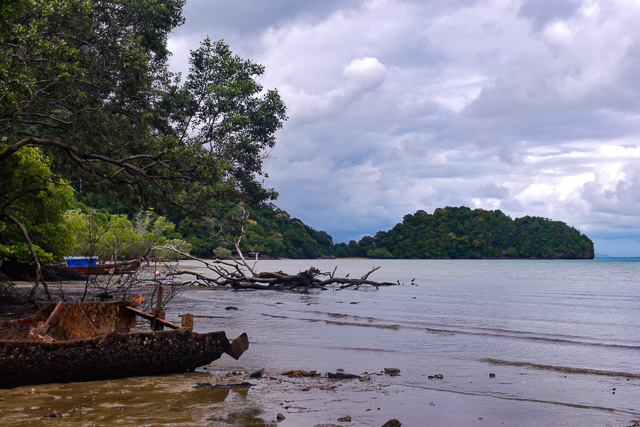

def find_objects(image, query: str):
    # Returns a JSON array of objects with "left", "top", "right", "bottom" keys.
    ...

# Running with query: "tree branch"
[{"left": 0, "top": 212, "right": 52, "bottom": 304}]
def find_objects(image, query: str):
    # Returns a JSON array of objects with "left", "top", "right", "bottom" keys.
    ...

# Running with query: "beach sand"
[{"left": 1, "top": 364, "right": 639, "bottom": 426}]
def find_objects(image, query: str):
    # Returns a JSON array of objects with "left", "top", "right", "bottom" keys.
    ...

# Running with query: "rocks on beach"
[
  {"left": 326, "top": 372, "right": 360, "bottom": 379},
  {"left": 194, "top": 382, "right": 253, "bottom": 389},
  {"left": 280, "top": 369, "right": 321, "bottom": 377},
  {"left": 250, "top": 368, "right": 264, "bottom": 378}
]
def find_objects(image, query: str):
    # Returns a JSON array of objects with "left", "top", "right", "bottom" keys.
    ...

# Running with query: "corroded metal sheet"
[{"left": 0, "top": 301, "right": 136, "bottom": 341}]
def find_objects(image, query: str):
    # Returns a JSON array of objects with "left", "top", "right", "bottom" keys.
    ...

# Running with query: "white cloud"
[{"left": 343, "top": 57, "right": 386, "bottom": 90}]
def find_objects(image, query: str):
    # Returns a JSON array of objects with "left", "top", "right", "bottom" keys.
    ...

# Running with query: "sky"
[{"left": 167, "top": 0, "right": 640, "bottom": 256}]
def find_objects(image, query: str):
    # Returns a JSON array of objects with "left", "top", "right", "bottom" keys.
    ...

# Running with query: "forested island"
[{"left": 347, "top": 206, "right": 594, "bottom": 259}]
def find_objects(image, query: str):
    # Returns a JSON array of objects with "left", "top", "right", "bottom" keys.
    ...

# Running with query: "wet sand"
[{"left": 1, "top": 366, "right": 638, "bottom": 426}]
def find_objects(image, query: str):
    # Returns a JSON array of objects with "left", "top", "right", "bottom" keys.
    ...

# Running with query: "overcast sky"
[{"left": 168, "top": 0, "right": 640, "bottom": 256}]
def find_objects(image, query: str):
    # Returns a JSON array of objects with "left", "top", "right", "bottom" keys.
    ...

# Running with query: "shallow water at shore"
[
  {"left": 2, "top": 258, "right": 639, "bottom": 425},
  {"left": 174, "top": 258, "right": 640, "bottom": 425}
]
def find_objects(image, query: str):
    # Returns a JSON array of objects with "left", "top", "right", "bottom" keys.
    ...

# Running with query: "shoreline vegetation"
[
  {"left": 0, "top": 205, "right": 595, "bottom": 286},
  {"left": 223, "top": 205, "right": 594, "bottom": 260},
  {"left": 1, "top": 204, "right": 594, "bottom": 304},
  {"left": 113, "top": 203, "right": 595, "bottom": 261}
]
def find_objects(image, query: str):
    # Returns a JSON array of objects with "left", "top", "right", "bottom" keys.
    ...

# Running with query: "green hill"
[
  {"left": 351, "top": 206, "right": 594, "bottom": 259},
  {"left": 173, "top": 203, "right": 335, "bottom": 259}
]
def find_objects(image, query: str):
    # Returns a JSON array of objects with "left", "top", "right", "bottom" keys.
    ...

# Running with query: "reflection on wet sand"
[{"left": 0, "top": 372, "right": 265, "bottom": 426}]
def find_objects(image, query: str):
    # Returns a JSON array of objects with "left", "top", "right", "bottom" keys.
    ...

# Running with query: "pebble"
[
  {"left": 337, "top": 415, "right": 352, "bottom": 422},
  {"left": 384, "top": 368, "right": 401, "bottom": 375},
  {"left": 194, "top": 382, "right": 213, "bottom": 389},
  {"left": 250, "top": 368, "right": 264, "bottom": 378},
  {"left": 276, "top": 412, "right": 286, "bottom": 421},
  {"left": 327, "top": 372, "right": 359, "bottom": 379},
  {"left": 281, "top": 369, "right": 320, "bottom": 377}
]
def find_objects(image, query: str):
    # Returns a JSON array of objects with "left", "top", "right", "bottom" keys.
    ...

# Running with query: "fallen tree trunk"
[{"left": 156, "top": 250, "right": 401, "bottom": 290}]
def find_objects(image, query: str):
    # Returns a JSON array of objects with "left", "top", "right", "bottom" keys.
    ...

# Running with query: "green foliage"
[
  {"left": 212, "top": 247, "right": 232, "bottom": 259},
  {"left": 64, "top": 209, "right": 190, "bottom": 261},
  {"left": 367, "top": 248, "right": 393, "bottom": 259},
  {"left": 353, "top": 206, "right": 594, "bottom": 259},
  {"left": 175, "top": 202, "right": 334, "bottom": 259},
  {"left": 150, "top": 238, "right": 192, "bottom": 260},
  {"left": 64, "top": 208, "right": 107, "bottom": 259},
  {"left": 0, "top": 142, "right": 73, "bottom": 263},
  {"left": 168, "top": 38, "right": 287, "bottom": 205},
  {"left": 67, "top": 202, "right": 594, "bottom": 261}
]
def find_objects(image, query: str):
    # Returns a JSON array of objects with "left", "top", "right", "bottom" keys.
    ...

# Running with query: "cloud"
[
  {"left": 344, "top": 57, "right": 386, "bottom": 90},
  {"left": 518, "top": 0, "right": 582, "bottom": 32},
  {"left": 169, "top": 0, "right": 640, "bottom": 256},
  {"left": 273, "top": 56, "right": 386, "bottom": 124}
]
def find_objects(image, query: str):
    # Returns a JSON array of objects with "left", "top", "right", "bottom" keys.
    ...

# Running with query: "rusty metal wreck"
[{"left": 0, "top": 294, "right": 249, "bottom": 388}]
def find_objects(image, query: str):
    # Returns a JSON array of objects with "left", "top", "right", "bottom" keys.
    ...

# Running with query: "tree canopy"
[
  {"left": 0, "top": 142, "right": 73, "bottom": 263},
  {"left": 1, "top": 0, "right": 285, "bottom": 209},
  {"left": 174, "top": 202, "right": 335, "bottom": 259},
  {"left": 0, "top": 0, "right": 286, "bottom": 299}
]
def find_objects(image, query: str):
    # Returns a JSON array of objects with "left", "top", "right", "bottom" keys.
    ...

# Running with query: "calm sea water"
[{"left": 171, "top": 258, "right": 640, "bottom": 425}]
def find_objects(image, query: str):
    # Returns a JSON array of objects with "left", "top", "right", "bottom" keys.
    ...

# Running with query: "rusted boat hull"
[
  {"left": 0, "top": 329, "right": 244, "bottom": 388},
  {"left": 0, "top": 300, "right": 249, "bottom": 388}
]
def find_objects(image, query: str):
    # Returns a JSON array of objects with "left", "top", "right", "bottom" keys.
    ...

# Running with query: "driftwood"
[
  {"left": 168, "top": 265, "right": 401, "bottom": 290},
  {"left": 154, "top": 248, "right": 401, "bottom": 290}
]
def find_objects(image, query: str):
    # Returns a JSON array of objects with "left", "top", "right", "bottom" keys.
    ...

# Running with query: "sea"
[
  {"left": 2, "top": 258, "right": 638, "bottom": 426},
  {"left": 171, "top": 258, "right": 640, "bottom": 426}
]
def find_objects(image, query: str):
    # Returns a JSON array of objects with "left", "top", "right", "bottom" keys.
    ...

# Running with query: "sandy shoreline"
[
  {"left": 2, "top": 364, "right": 639, "bottom": 426},
  {"left": 0, "top": 368, "right": 405, "bottom": 426}
]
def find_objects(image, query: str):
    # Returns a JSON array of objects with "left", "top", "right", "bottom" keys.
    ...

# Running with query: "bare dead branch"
[{"left": 154, "top": 245, "right": 401, "bottom": 291}]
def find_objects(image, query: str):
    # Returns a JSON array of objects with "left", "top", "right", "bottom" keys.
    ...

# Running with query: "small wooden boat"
[
  {"left": 147, "top": 257, "right": 171, "bottom": 263},
  {"left": 0, "top": 295, "right": 249, "bottom": 388},
  {"left": 56, "top": 259, "right": 141, "bottom": 275}
]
